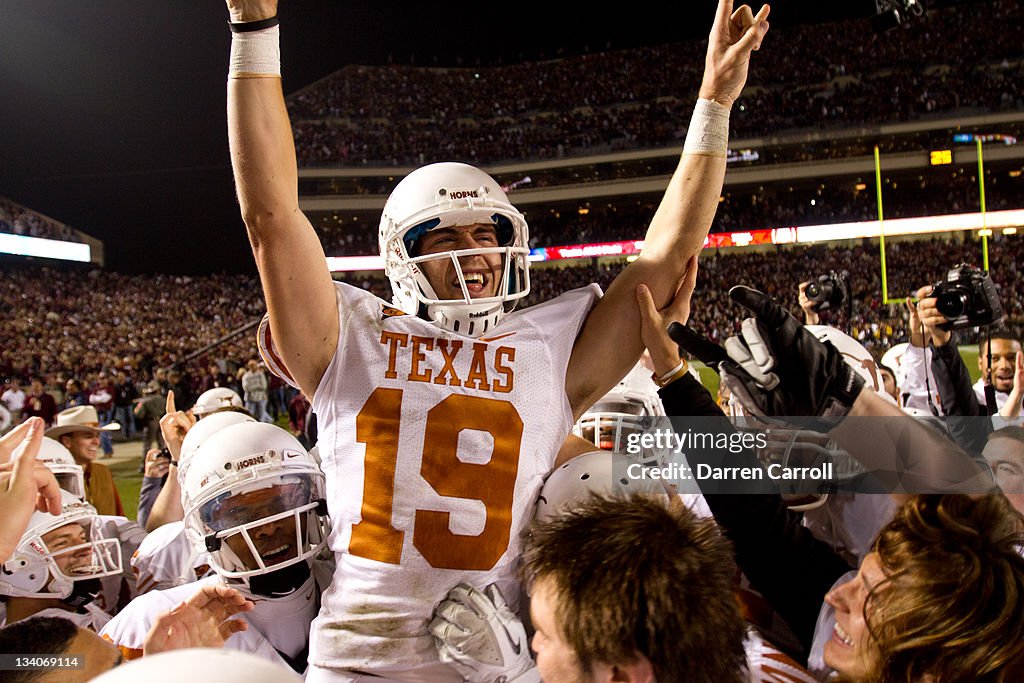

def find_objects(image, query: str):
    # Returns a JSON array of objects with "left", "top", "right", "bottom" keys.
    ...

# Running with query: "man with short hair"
[
  {"left": 431, "top": 494, "right": 773, "bottom": 683},
  {"left": 983, "top": 425, "right": 1024, "bottom": 515},
  {"left": 240, "top": 360, "right": 271, "bottom": 423},
  {"left": 2, "top": 378, "right": 26, "bottom": 425},
  {"left": 0, "top": 587, "right": 256, "bottom": 681},
  {"left": 878, "top": 363, "right": 899, "bottom": 405},
  {"left": 45, "top": 407, "right": 124, "bottom": 516},
  {"left": 88, "top": 372, "right": 117, "bottom": 458},
  {"left": 23, "top": 378, "right": 58, "bottom": 428},
  {"left": 0, "top": 616, "right": 122, "bottom": 682},
  {"left": 917, "top": 286, "right": 1023, "bottom": 417},
  {"left": 527, "top": 496, "right": 749, "bottom": 683},
  {"left": 113, "top": 371, "right": 139, "bottom": 441}
]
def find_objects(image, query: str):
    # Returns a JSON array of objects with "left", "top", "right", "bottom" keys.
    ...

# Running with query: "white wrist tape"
[
  {"left": 229, "top": 25, "right": 281, "bottom": 77},
  {"left": 683, "top": 98, "right": 730, "bottom": 157}
]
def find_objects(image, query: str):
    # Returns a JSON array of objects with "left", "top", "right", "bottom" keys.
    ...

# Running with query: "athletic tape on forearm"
[
  {"left": 682, "top": 98, "right": 730, "bottom": 157},
  {"left": 229, "top": 25, "right": 281, "bottom": 77}
]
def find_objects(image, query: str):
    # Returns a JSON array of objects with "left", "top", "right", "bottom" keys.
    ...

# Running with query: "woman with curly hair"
[{"left": 823, "top": 494, "right": 1024, "bottom": 682}]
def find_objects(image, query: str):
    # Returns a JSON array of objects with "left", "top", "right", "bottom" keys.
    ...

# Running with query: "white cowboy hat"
[{"left": 45, "top": 405, "right": 121, "bottom": 439}]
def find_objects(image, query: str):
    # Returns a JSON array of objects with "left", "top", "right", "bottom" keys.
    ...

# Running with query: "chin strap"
[{"left": 61, "top": 578, "right": 101, "bottom": 608}]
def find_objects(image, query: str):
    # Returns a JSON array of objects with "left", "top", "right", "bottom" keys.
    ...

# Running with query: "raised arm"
[
  {"left": 565, "top": 0, "right": 770, "bottom": 417},
  {"left": 225, "top": 0, "right": 338, "bottom": 398}
]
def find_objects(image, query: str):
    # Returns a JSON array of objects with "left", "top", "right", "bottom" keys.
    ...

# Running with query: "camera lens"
[{"left": 935, "top": 292, "right": 968, "bottom": 319}]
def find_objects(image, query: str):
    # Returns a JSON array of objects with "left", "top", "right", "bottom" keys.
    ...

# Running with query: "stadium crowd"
[
  {"left": 287, "top": 0, "right": 1023, "bottom": 166},
  {"left": 3, "top": 233, "right": 1019, "bottom": 434},
  {"left": 311, "top": 163, "right": 1022, "bottom": 257}
]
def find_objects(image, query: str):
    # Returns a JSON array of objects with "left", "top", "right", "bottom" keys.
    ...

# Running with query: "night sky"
[{"left": 0, "top": 0, "right": 900, "bottom": 275}]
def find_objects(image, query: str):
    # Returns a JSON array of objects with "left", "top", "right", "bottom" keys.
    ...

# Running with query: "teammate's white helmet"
[
  {"left": 535, "top": 450, "right": 669, "bottom": 524},
  {"left": 0, "top": 490, "right": 123, "bottom": 599},
  {"left": 805, "top": 325, "right": 890, "bottom": 399},
  {"left": 192, "top": 387, "right": 245, "bottom": 418},
  {"left": 38, "top": 436, "right": 86, "bottom": 500},
  {"left": 176, "top": 410, "right": 257, "bottom": 485},
  {"left": 89, "top": 648, "right": 303, "bottom": 683},
  {"left": 182, "top": 422, "right": 328, "bottom": 583},
  {"left": 880, "top": 341, "right": 909, "bottom": 387},
  {"left": 572, "top": 363, "right": 669, "bottom": 466},
  {"left": 131, "top": 521, "right": 211, "bottom": 593},
  {"left": 379, "top": 162, "right": 531, "bottom": 337}
]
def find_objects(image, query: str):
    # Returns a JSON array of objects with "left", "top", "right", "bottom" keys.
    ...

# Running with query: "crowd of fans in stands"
[
  {"left": 311, "top": 164, "right": 1022, "bottom": 256},
  {"left": 287, "top": 0, "right": 1023, "bottom": 166},
  {"left": 2, "top": 234, "right": 1019, "bottom": 418}
]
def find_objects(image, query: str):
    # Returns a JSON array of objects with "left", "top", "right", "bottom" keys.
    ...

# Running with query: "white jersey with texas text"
[{"left": 308, "top": 282, "right": 599, "bottom": 679}]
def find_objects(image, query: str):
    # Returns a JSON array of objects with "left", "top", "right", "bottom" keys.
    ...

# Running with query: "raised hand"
[
  {"left": 635, "top": 254, "right": 699, "bottom": 376},
  {"left": 158, "top": 390, "right": 195, "bottom": 462},
  {"left": 699, "top": 0, "right": 771, "bottom": 108},
  {"left": 143, "top": 583, "right": 254, "bottom": 655},
  {"left": 0, "top": 418, "right": 62, "bottom": 562},
  {"left": 669, "top": 286, "right": 865, "bottom": 425}
]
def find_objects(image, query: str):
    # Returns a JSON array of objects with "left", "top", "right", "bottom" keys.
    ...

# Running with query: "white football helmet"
[
  {"left": 176, "top": 409, "right": 258, "bottom": 485},
  {"left": 192, "top": 386, "right": 245, "bottom": 418},
  {"left": 573, "top": 362, "right": 669, "bottom": 467},
  {"left": 37, "top": 436, "right": 86, "bottom": 500},
  {"left": 535, "top": 450, "right": 670, "bottom": 524},
  {"left": 0, "top": 490, "right": 123, "bottom": 599},
  {"left": 182, "top": 422, "right": 328, "bottom": 584},
  {"left": 805, "top": 325, "right": 891, "bottom": 399},
  {"left": 90, "top": 648, "right": 304, "bottom": 683},
  {"left": 880, "top": 341, "right": 909, "bottom": 389},
  {"left": 379, "top": 162, "right": 531, "bottom": 337}
]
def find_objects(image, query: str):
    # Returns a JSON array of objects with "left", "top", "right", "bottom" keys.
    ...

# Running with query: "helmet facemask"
[
  {"left": 573, "top": 366, "right": 669, "bottom": 468},
  {"left": 189, "top": 467, "right": 328, "bottom": 585},
  {"left": 574, "top": 398, "right": 667, "bottom": 468},
  {"left": 379, "top": 164, "right": 531, "bottom": 338},
  {"left": 0, "top": 497, "right": 123, "bottom": 600}
]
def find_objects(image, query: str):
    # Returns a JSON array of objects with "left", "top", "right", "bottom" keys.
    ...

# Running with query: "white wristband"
[
  {"left": 229, "top": 25, "right": 281, "bottom": 77},
  {"left": 683, "top": 98, "right": 730, "bottom": 157}
]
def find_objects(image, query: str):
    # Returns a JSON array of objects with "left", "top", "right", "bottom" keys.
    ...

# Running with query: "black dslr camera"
[
  {"left": 805, "top": 270, "right": 850, "bottom": 313},
  {"left": 930, "top": 264, "right": 1004, "bottom": 330}
]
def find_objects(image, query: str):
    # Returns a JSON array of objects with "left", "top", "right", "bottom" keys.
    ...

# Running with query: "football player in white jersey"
[
  {"left": 0, "top": 491, "right": 125, "bottom": 631},
  {"left": 35, "top": 435, "right": 150, "bottom": 615},
  {"left": 223, "top": 0, "right": 769, "bottom": 678},
  {"left": 101, "top": 421, "right": 332, "bottom": 675}
]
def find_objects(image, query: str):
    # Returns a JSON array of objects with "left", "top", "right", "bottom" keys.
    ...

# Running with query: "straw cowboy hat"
[{"left": 45, "top": 405, "right": 122, "bottom": 439}]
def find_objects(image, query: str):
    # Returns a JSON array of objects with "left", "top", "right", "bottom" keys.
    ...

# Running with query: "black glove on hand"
[{"left": 668, "top": 286, "right": 865, "bottom": 426}]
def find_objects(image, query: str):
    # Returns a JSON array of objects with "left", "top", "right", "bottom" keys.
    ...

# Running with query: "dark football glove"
[{"left": 668, "top": 285, "right": 864, "bottom": 428}]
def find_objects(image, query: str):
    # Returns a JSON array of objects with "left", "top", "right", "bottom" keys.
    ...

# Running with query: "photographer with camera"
[
  {"left": 797, "top": 271, "right": 850, "bottom": 326},
  {"left": 915, "top": 264, "right": 1022, "bottom": 452}
]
